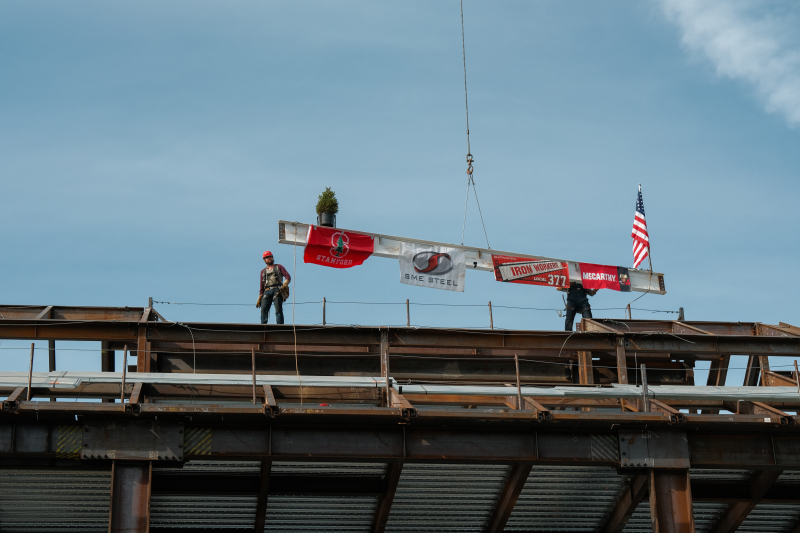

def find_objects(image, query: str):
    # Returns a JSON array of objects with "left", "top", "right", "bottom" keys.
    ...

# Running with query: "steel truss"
[{"left": 1, "top": 305, "right": 800, "bottom": 532}]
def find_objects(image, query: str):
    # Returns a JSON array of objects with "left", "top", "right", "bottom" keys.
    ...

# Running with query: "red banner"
[
  {"left": 303, "top": 226, "right": 374, "bottom": 268},
  {"left": 579, "top": 263, "right": 632, "bottom": 292},
  {"left": 492, "top": 255, "right": 569, "bottom": 288}
]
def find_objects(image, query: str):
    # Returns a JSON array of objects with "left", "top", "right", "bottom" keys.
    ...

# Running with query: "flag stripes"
[{"left": 632, "top": 184, "right": 650, "bottom": 269}]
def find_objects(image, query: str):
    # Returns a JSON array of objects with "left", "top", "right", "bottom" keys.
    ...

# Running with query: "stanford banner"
[
  {"left": 492, "top": 255, "right": 569, "bottom": 288},
  {"left": 399, "top": 242, "right": 465, "bottom": 292},
  {"left": 579, "top": 263, "right": 632, "bottom": 292},
  {"left": 303, "top": 225, "right": 374, "bottom": 268}
]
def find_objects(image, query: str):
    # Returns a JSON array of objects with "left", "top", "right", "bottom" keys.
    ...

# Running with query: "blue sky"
[{"left": 1, "top": 1, "right": 799, "bottom": 380}]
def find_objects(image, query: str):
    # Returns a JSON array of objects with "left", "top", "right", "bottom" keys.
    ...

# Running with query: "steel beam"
[
  {"left": 5, "top": 423, "right": 800, "bottom": 467},
  {"left": 709, "top": 470, "right": 782, "bottom": 533},
  {"left": 0, "top": 305, "right": 144, "bottom": 321},
  {"left": 601, "top": 474, "right": 648, "bottom": 533},
  {"left": 2, "top": 320, "right": 799, "bottom": 356},
  {"left": 254, "top": 460, "right": 271, "bottom": 532},
  {"left": 109, "top": 461, "right": 151, "bottom": 533},
  {"left": 371, "top": 462, "right": 403, "bottom": 533},
  {"left": 278, "top": 220, "right": 667, "bottom": 294},
  {"left": 486, "top": 463, "right": 533, "bottom": 533},
  {"left": 649, "top": 469, "right": 694, "bottom": 533}
]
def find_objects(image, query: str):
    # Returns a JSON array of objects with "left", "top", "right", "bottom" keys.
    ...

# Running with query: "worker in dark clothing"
[
  {"left": 558, "top": 282, "right": 598, "bottom": 331},
  {"left": 256, "top": 251, "right": 291, "bottom": 324}
]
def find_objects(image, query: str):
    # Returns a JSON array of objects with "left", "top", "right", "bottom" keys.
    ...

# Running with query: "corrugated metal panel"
[
  {"left": 154, "top": 459, "right": 262, "bottom": 474},
  {"left": 738, "top": 503, "right": 800, "bottom": 532},
  {"left": 0, "top": 468, "right": 111, "bottom": 532},
  {"left": 151, "top": 461, "right": 386, "bottom": 531},
  {"left": 778, "top": 470, "right": 800, "bottom": 483},
  {"left": 265, "top": 495, "right": 378, "bottom": 532},
  {"left": 264, "top": 461, "right": 384, "bottom": 532},
  {"left": 690, "top": 468, "right": 751, "bottom": 482},
  {"left": 693, "top": 502, "right": 728, "bottom": 533},
  {"left": 505, "top": 466, "right": 627, "bottom": 532},
  {"left": 621, "top": 501, "right": 651, "bottom": 533},
  {"left": 271, "top": 461, "right": 387, "bottom": 475},
  {"left": 622, "top": 499, "right": 736, "bottom": 533},
  {"left": 151, "top": 460, "right": 260, "bottom": 528},
  {"left": 384, "top": 463, "right": 510, "bottom": 533},
  {"left": 150, "top": 494, "right": 257, "bottom": 528}
]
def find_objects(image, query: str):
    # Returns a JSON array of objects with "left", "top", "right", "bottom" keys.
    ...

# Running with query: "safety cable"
[
  {"left": 292, "top": 223, "right": 302, "bottom": 406},
  {"left": 153, "top": 298, "right": 678, "bottom": 314}
]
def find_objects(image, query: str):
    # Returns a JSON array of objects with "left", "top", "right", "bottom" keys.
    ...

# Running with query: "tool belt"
[{"left": 265, "top": 284, "right": 290, "bottom": 300}]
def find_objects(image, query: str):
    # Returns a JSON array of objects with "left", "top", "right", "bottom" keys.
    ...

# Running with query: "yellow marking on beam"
[
  {"left": 184, "top": 427, "right": 212, "bottom": 455},
  {"left": 56, "top": 425, "right": 82, "bottom": 459}
]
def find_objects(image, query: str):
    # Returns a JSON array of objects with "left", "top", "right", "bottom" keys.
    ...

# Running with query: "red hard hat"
[{"left": 263, "top": 251, "right": 273, "bottom": 258}]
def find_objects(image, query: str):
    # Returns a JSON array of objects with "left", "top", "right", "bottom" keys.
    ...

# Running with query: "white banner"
[{"left": 399, "top": 242, "right": 465, "bottom": 292}]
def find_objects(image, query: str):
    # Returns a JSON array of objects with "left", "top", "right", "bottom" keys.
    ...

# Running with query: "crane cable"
[{"left": 459, "top": 0, "right": 491, "bottom": 249}]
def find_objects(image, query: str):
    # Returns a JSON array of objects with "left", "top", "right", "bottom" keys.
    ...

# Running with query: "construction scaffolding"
[{"left": 1, "top": 304, "right": 799, "bottom": 532}]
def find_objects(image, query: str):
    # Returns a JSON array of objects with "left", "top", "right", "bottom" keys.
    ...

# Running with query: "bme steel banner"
[
  {"left": 492, "top": 255, "right": 569, "bottom": 288},
  {"left": 579, "top": 263, "right": 632, "bottom": 292},
  {"left": 399, "top": 242, "right": 465, "bottom": 292}
]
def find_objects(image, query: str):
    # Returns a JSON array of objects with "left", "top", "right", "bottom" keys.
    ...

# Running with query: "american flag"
[{"left": 631, "top": 184, "right": 650, "bottom": 269}]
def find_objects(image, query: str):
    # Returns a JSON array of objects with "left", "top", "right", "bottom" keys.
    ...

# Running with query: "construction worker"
[
  {"left": 558, "top": 282, "right": 598, "bottom": 331},
  {"left": 256, "top": 251, "right": 291, "bottom": 324}
]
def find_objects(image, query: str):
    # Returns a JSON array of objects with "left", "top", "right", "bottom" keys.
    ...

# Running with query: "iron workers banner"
[
  {"left": 579, "top": 263, "right": 632, "bottom": 292},
  {"left": 492, "top": 255, "right": 569, "bottom": 288},
  {"left": 304, "top": 225, "right": 374, "bottom": 268},
  {"left": 399, "top": 242, "right": 465, "bottom": 292}
]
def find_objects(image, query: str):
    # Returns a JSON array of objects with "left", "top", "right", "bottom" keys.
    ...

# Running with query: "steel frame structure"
[{"left": 1, "top": 305, "right": 800, "bottom": 532}]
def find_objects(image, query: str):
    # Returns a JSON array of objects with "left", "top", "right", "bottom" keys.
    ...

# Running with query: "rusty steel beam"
[
  {"left": 371, "top": 462, "right": 403, "bottom": 533},
  {"left": 710, "top": 469, "right": 783, "bottom": 533},
  {"left": 5, "top": 423, "right": 800, "bottom": 467},
  {"left": 109, "top": 461, "right": 152, "bottom": 533},
  {"left": 486, "top": 463, "right": 533, "bottom": 533},
  {"left": 601, "top": 474, "right": 648, "bottom": 533},
  {"left": 649, "top": 469, "right": 694, "bottom": 533},
  {"left": 254, "top": 461, "right": 271, "bottom": 532},
  {"left": 0, "top": 305, "right": 145, "bottom": 321},
  {"left": 2, "top": 319, "right": 800, "bottom": 356},
  {"left": 763, "top": 371, "right": 798, "bottom": 387},
  {"left": 702, "top": 355, "right": 730, "bottom": 414}
]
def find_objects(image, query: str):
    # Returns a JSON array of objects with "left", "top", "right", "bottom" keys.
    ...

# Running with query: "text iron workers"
[
  {"left": 492, "top": 255, "right": 569, "bottom": 288},
  {"left": 399, "top": 242, "right": 465, "bottom": 292}
]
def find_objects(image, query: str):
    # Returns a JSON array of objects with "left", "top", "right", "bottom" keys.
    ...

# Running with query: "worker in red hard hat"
[{"left": 257, "top": 251, "right": 291, "bottom": 324}]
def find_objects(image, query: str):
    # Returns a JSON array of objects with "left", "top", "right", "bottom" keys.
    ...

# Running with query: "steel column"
[
  {"left": 649, "top": 469, "right": 694, "bottom": 533},
  {"left": 616, "top": 336, "right": 628, "bottom": 384},
  {"left": 109, "top": 461, "right": 152, "bottom": 533}
]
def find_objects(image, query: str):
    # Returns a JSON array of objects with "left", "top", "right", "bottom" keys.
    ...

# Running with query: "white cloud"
[{"left": 659, "top": 0, "right": 800, "bottom": 126}]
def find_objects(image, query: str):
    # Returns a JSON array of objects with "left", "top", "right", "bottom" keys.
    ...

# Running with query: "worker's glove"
[
  {"left": 282, "top": 280, "right": 289, "bottom": 288},
  {"left": 256, "top": 295, "right": 262, "bottom": 308}
]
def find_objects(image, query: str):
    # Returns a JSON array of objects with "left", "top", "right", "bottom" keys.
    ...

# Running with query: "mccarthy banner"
[
  {"left": 304, "top": 225, "right": 374, "bottom": 268},
  {"left": 399, "top": 242, "right": 465, "bottom": 292},
  {"left": 492, "top": 255, "right": 569, "bottom": 288},
  {"left": 579, "top": 263, "right": 632, "bottom": 292}
]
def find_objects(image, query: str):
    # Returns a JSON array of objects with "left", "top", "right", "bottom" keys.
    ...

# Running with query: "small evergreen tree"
[{"left": 316, "top": 187, "right": 339, "bottom": 215}]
